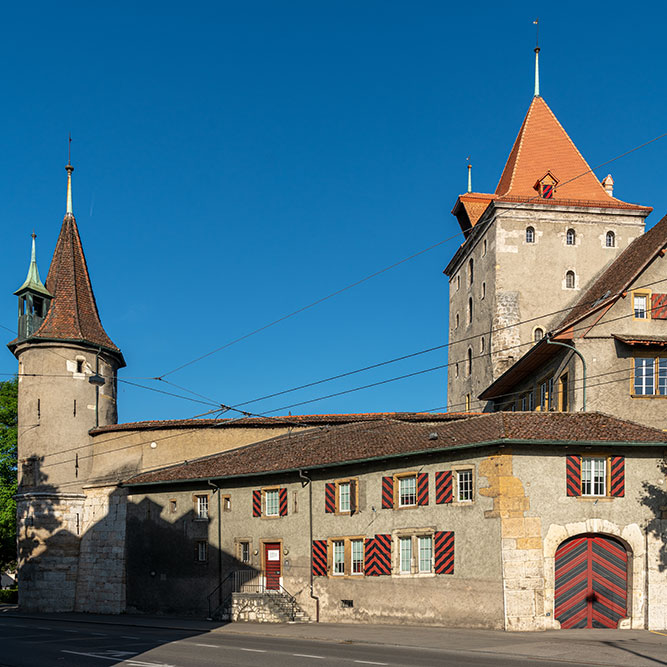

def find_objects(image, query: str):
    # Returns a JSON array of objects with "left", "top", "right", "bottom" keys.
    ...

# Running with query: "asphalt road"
[{"left": 0, "top": 616, "right": 630, "bottom": 667}]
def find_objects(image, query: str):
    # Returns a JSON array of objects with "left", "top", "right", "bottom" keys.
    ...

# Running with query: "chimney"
[{"left": 601, "top": 174, "right": 614, "bottom": 196}]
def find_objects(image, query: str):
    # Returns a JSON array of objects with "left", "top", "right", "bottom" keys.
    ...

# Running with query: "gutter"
[
  {"left": 299, "top": 469, "right": 319, "bottom": 622},
  {"left": 207, "top": 480, "right": 223, "bottom": 609},
  {"left": 121, "top": 438, "right": 667, "bottom": 489}
]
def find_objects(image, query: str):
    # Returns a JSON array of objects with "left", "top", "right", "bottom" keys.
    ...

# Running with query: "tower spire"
[
  {"left": 467, "top": 157, "right": 472, "bottom": 193},
  {"left": 66, "top": 134, "right": 74, "bottom": 216},
  {"left": 533, "top": 19, "right": 540, "bottom": 97}
]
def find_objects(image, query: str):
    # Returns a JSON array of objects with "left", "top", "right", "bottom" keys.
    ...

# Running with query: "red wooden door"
[
  {"left": 264, "top": 543, "right": 281, "bottom": 590},
  {"left": 555, "top": 535, "right": 628, "bottom": 629}
]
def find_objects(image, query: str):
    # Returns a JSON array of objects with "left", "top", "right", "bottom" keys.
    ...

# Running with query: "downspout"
[
  {"left": 546, "top": 337, "right": 586, "bottom": 412},
  {"left": 299, "top": 469, "right": 319, "bottom": 622},
  {"left": 208, "top": 480, "right": 223, "bottom": 608}
]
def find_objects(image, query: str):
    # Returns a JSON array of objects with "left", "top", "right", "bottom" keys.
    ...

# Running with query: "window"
[
  {"left": 76, "top": 359, "right": 84, "bottom": 374},
  {"left": 467, "top": 348, "right": 472, "bottom": 376},
  {"left": 338, "top": 482, "right": 350, "bottom": 512},
  {"left": 468, "top": 298, "right": 473, "bottom": 325},
  {"left": 534, "top": 327, "right": 544, "bottom": 342},
  {"left": 526, "top": 226, "right": 535, "bottom": 243},
  {"left": 195, "top": 495, "right": 209, "bottom": 520},
  {"left": 399, "top": 537, "right": 412, "bottom": 573},
  {"left": 539, "top": 377, "right": 554, "bottom": 410},
  {"left": 482, "top": 239, "right": 487, "bottom": 256},
  {"left": 633, "top": 293, "right": 649, "bottom": 319},
  {"left": 480, "top": 337, "right": 485, "bottom": 353},
  {"left": 196, "top": 540, "right": 208, "bottom": 562},
  {"left": 239, "top": 541, "right": 251, "bottom": 564},
  {"left": 481, "top": 281, "right": 486, "bottom": 300},
  {"left": 565, "top": 271, "right": 575, "bottom": 289},
  {"left": 265, "top": 489, "right": 279, "bottom": 516},
  {"left": 455, "top": 313, "right": 459, "bottom": 329},
  {"left": 465, "top": 394, "right": 471, "bottom": 411},
  {"left": 418, "top": 536, "right": 433, "bottom": 573},
  {"left": 455, "top": 363, "right": 459, "bottom": 378},
  {"left": 528, "top": 391, "right": 535, "bottom": 411},
  {"left": 520, "top": 394, "right": 528, "bottom": 411},
  {"left": 634, "top": 357, "right": 667, "bottom": 396},
  {"left": 333, "top": 540, "right": 345, "bottom": 575},
  {"left": 468, "top": 258, "right": 474, "bottom": 285},
  {"left": 606, "top": 231, "right": 615, "bottom": 247},
  {"left": 169, "top": 499, "right": 177, "bottom": 513},
  {"left": 335, "top": 479, "right": 357, "bottom": 514},
  {"left": 559, "top": 373, "right": 569, "bottom": 412},
  {"left": 457, "top": 470, "right": 473, "bottom": 502},
  {"left": 351, "top": 539, "right": 364, "bottom": 575},
  {"left": 566, "top": 229, "right": 576, "bottom": 245},
  {"left": 456, "top": 275, "right": 460, "bottom": 291},
  {"left": 398, "top": 475, "right": 417, "bottom": 507},
  {"left": 581, "top": 458, "right": 606, "bottom": 496},
  {"left": 223, "top": 495, "right": 231, "bottom": 511}
]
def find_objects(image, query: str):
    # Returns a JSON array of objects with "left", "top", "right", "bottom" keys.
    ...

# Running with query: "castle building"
[{"left": 8, "top": 50, "right": 667, "bottom": 631}]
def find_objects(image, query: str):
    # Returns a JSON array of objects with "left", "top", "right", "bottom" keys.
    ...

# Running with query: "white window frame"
[
  {"left": 581, "top": 457, "right": 606, "bottom": 497},
  {"left": 457, "top": 469, "right": 474, "bottom": 502},
  {"left": 351, "top": 539, "right": 364, "bottom": 575},
  {"left": 418, "top": 536, "right": 433, "bottom": 573},
  {"left": 196, "top": 495, "right": 209, "bottom": 520},
  {"left": 332, "top": 540, "right": 345, "bottom": 575},
  {"left": 633, "top": 294, "right": 648, "bottom": 319},
  {"left": 338, "top": 482, "right": 351, "bottom": 513},
  {"left": 197, "top": 540, "right": 208, "bottom": 562},
  {"left": 399, "top": 536, "right": 412, "bottom": 573},
  {"left": 605, "top": 231, "right": 615, "bottom": 247},
  {"left": 526, "top": 226, "right": 535, "bottom": 244},
  {"left": 566, "top": 228, "right": 575, "bottom": 246},
  {"left": 265, "top": 489, "right": 279, "bottom": 517},
  {"left": 398, "top": 475, "right": 417, "bottom": 508}
]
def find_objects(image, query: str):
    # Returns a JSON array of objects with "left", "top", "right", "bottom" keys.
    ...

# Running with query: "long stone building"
[{"left": 8, "top": 52, "right": 667, "bottom": 630}]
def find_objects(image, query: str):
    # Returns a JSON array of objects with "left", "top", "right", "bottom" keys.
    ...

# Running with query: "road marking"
[
  {"left": 62, "top": 629, "right": 78, "bottom": 633},
  {"left": 35, "top": 626, "right": 52, "bottom": 630},
  {"left": 121, "top": 635, "right": 141, "bottom": 639},
  {"left": 354, "top": 662, "right": 388, "bottom": 666},
  {"left": 194, "top": 643, "right": 218, "bottom": 648},
  {"left": 649, "top": 630, "right": 667, "bottom": 637},
  {"left": 62, "top": 651, "right": 121, "bottom": 662},
  {"left": 90, "top": 632, "right": 108, "bottom": 636},
  {"left": 240, "top": 647, "right": 267, "bottom": 652},
  {"left": 293, "top": 654, "right": 325, "bottom": 659}
]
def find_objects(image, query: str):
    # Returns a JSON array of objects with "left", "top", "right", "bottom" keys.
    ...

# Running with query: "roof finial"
[
  {"left": 466, "top": 156, "right": 472, "bottom": 193},
  {"left": 66, "top": 134, "right": 74, "bottom": 216},
  {"left": 533, "top": 18, "right": 540, "bottom": 97}
]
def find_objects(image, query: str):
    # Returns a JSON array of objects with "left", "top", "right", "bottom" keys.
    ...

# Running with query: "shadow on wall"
[
  {"left": 640, "top": 457, "right": 667, "bottom": 572},
  {"left": 126, "top": 495, "right": 259, "bottom": 617}
]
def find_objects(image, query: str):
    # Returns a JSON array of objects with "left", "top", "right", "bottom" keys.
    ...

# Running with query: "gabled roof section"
[
  {"left": 451, "top": 193, "right": 496, "bottom": 233},
  {"left": 557, "top": 213, "right": 667, "bottom": 332},
  {"left": 30, "top": 212, "right": 123, "bottom": 359},
  {"left": 495, "top": 96, "right": 647, "bottom": 209},
  {"left": 124, "top": 412, "right": 667, "bottom": 486}
]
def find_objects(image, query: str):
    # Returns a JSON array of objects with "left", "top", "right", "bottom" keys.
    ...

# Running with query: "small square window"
[
  {"left": 169, "top": 500, "right": 177, "bottom": 513},
  {"left": 265, "top": 489, "right": 279, "bottom": 516},
  {"left": 398, "top": 476, "right": 417, "bottom": 507}
]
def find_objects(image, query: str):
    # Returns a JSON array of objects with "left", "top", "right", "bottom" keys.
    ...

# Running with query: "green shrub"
[{"left": 0, "top": 588, "right": 17, "bottom": 604}]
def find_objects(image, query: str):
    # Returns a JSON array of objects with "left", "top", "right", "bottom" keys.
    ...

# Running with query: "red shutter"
[
  {"left": 417, "top": 472, "right": 429, "bottom": 505},
  {"left": 434, "top": 531, "right": 454, "bottom": 574},
  {"left": 325, "top": 482, "right": 336, "bottom": 513},
  {"left": 651, "top": 293, "right": 667, "bottom": 319},
  {"left": 435, "top": 470, "right": 453, "bottom": 504},
  {"left": 365, "top": 534, "right": 391, "bottom": 576},
  {"left": 381, "top": 476, "right": 394, "bottom": 509},
  {"left": 312, "top": 540, "right": 328, "bottom": 576},
  {"left": 610, "top": 456, "right": 625, "bottom": 497},
  {"left": 279, "top": 487, "right": 288, "bottom": 516},
  {"left": 252, "top": 489, "right": 261, "bottom": 517},
  {"left": 566, "top": 455, "right": 581, "bottom": 497}
]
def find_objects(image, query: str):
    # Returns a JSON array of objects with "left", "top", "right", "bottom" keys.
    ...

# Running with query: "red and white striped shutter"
[
  {"left": 252, "top": 489, "right": 261, "bottom": 517},
  {"left": 566, "top": 456, "right": 581, "bottom": 497},
  {"left": 434, "top": 531, "right": 454, "bottom": 574},
  {"left": 325, "top": 482, "right": 336, "bottom": 513},
  {"left": 435, "top": 470, "right": 453, "bottom": 504},
  {"left": 381, "top": 476, "right": 394, "bottom": 509},
  {"left": 417, "top": 472, "right": 429, "bottom": 505},
  {"left": 609, "top": 456, "right": 625, "bottom": 497}
]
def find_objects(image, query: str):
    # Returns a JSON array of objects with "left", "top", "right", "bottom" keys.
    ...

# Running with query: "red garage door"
[{"left": 555, "top": 535, "right": 628, "bottom": 629}]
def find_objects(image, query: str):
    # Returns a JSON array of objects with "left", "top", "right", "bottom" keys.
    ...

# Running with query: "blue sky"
[{"left": 2, "top": 2, "right": 665, "bottom": 423}]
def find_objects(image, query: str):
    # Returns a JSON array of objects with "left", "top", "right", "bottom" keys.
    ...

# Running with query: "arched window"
[
  {"left": 467, "top": 347, "right": 473, "bottom": 376},
  {"left": 468, "top": 258, "right": 474, "bottom": 285},
  {"left": 468, "top": 297, "right": 473, "bottom": 324},
  {"left": 606, "top": 231, "right": 615, "bottom": 247},
  {"left": 481, "top": 281, "right": 486, "bottom": 300},
  {"left": 526, "top": 226, "right": 535, "bottom": 244},
  {"left": 565, "top": 271, "right": 575, "bottom": 289},
  {"left": 534, "top": 327, "right": 544, "bottom": 342},
  {"left": 566, "top": 229, "right": 575, "bottom": 245}
]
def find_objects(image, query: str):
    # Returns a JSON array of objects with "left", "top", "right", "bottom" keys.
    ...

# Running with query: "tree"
[{"left": 0, "top": 377, "right": 18, "bottom": 570}]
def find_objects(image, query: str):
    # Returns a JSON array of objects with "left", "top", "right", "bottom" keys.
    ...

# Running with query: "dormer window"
[{"left": 534, "top": 172, "right": 558, "bottom": 199}]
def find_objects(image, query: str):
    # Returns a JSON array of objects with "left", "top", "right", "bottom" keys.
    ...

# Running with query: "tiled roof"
[
  {"left": 495, "top": 96, "right": 647, "bottom": 209},
  {"left": 453, "top": 193, "right": 496, "bottom": 228},
  {"left": 612, "top": 334, "right": 667, "bottom": 346},
  {"left": 125, "top": 412, "right": 667, "bottom": 486},
  {"left": 92, "top": 411, "right": 474, "bottom": 434},
  {"left": 30, "top": 214, "right": 122, "bottom": 358},
  {"left": 557, "top": 214, "right": 667, "bottom": 331}
]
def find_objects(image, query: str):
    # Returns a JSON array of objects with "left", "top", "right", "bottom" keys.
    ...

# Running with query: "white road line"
[
  {"left": 35, "top": 626, "right": 52, "bottom": 630},
  {"left": 354, "top": 662, "right": 388, "bottom": 666},
  {"left": 194, "top": 643, "right": 218, "bottom": 648},
  {"left": 61, "top": 651, "right": 117, "bottom": 662},
  {"left": 239, "top": 647, "right": 267, "bottom": 653},
  {"left": 121, "top": 635, "right": 141, "bottom": 639},
  {"left": 62, "top": 629, "right": 78, "bottom": 633},
  {"left": 293, "top": 654, "right": 325, "bottom": 659},
  {"left": 90, "top": 632, "right": 108, "bottom": 636}
]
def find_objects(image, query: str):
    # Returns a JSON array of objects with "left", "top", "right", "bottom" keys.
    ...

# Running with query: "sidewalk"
[{"left": 1, "top": 605, "right": 666, "bottom": 666}]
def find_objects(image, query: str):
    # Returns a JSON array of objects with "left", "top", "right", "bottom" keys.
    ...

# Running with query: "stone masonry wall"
[{"left": 74, "top": 486, "right": 127, "bottom": 614}]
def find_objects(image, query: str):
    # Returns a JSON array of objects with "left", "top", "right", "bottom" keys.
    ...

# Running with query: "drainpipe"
[
  {"left": 546, "top": 337, "right": 586, "bottom": 412},
  {"left": 208, "top": 480, "right": 223, "bottom": 607},
  {"left": 299, "top": 469, "right": 319, "bottom": 622}
]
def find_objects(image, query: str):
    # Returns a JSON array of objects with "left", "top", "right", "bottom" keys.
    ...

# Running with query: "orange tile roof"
[
  {"left": 454, "top": 193, "right": 496, "bottom": 228},
  {"left": 495, "top": 96, "right": 643, "bottom": 207}
]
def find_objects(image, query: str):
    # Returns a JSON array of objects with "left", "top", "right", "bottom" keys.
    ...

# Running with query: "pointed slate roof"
[
  {"left": 30, "top": 211, "right": 122, "bottom": 358},
  {"left": 14, "top": 234, "right": 52, "bottom": 298},
  {"left": 495, "top": 96, "right": 646, "bottom": 209}
]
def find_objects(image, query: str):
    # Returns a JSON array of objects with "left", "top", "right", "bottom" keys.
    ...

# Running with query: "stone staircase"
[
  {"left": 263, "top": 591, "right": 310, "bottom": 623},
  {"left": 211, "top": 591, "right": 310, "bottom": 623}
]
